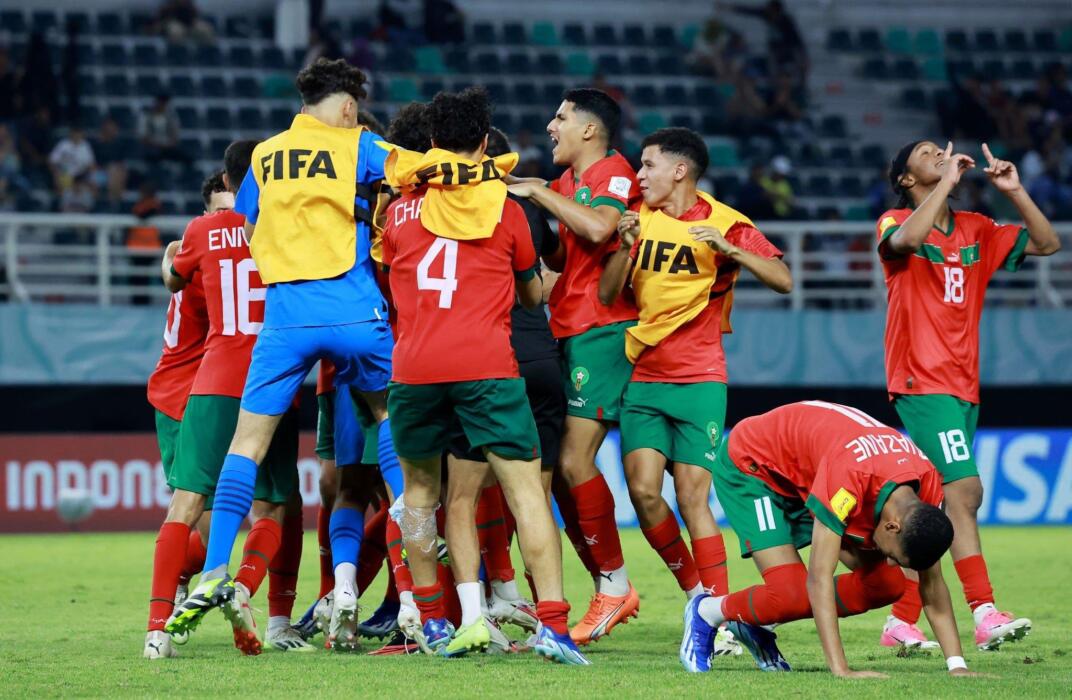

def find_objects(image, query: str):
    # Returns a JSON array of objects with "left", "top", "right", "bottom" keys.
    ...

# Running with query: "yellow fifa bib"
[
  {"left": 625, "top": 191, "right": 752, "bottom": 363},
  {"left": 249, "top": 115, "right": 366, "bottom": 284}
]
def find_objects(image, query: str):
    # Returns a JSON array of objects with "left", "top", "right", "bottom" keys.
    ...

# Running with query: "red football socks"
[
  {"left": 555, "top": 486, "right": 600, "bottom": 578},
  {"left": 147, "top": 521, "right": 190, "bottom": 631},
  {"left": 413, "top": 583, "right": 447, "bottom": 623},
  {"left": 642, "top": 514, "right": 700, "bottom": 591},
  {"left": 356, "top": 504, "right": 389, "bottom": 594},
  {"left": 267, "top": 512, "right": 302, "bottom": 619},
  {"left": 477, "top": 486, "right": 515, "bottom": 582},
  {"left": 386, "top": 515, "right": 414, "bottom": 594},
  {"left": 234, "top": 518, "right": 282, "bottom": 597},
  {"left": 891, "top": 577, "right": 923, "bottom": 624},
  {"left": 954, "top": 554, "right": 995, "bottom": 610},
  {"left": 317, "top": 505, "right": 333, "bottom": 597},
  {"left": 692, "top": 534, "right": 729, "bottom": 596},
  {"left": 722, "top": 563, "right": 810, "bottom": 625},
  {"left": 179, "top": 527, "right": 206, "bottom": 585},
  {"left": 833, "top": 563, "right": 906, "bottom": 616},
  {"left": 536, "top": 600, "right": 571, "bottom": 635},
  {"left": 571, "top": 474, "right": 625, "bottom": 571}
]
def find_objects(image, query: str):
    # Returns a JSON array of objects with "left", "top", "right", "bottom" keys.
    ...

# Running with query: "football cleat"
[
  {"left": 326, "top": 586, "right": 360, "bottom": 652},
  {"left": 417, "top": 618, "right": 455, "bottom": 655},
  {"left": 881, "top": 616, "right": 940, "bottom": 650},
  {"left": 397, "top": 603, "right": 423, "bottom": 644},
  {"left": 533, "top": 624, "right": 591, "bottom": 665},
  {"left": 266, "top": 624, "right": 316, "bottom": 652},
  {"left": 569, "top": 584, "right": 640, "bottom": 645},
  {"left": 358, "top": 599, "right": 401, "bottom": 639},
  {"left": 679, "top": 594, "right": 715, "bottom": 672},
  {"left": 714, "top": 623, "right": 744, "bottom": 656},
  {"left": 368, "top": 629, "right": 419, "bottom": 656},
  {"left": 726, "top": 620, "right": 790, "bottom": 671},
  {"left": 485, "top": 616, "right": 522, "bottom": 654},
  {"left": 975, "top": 609, "right": 1031, "bottom": 651},
  {"left": 292, "top": 598, "right": 321, "bottom": 640},
  {"left": 488, "top": 592, "right": 539, "bottom": 633},
  {"left": 165, "top": 573, "right": 234, "bottom": 639},
  {"left": 143, "top": 630, "right": 177, "bottom": 659},
  {"left": 221, "top": 583, "right": 262, "bottom": 656},
  {"left": 174, "top": 583, "right": 189, "bottom": 608},
  {"left": 439, "top": 619, "right": 492, "bottom": 658},
  {"left": 313, "top": 592, "right": 334, "bottom": 635}
]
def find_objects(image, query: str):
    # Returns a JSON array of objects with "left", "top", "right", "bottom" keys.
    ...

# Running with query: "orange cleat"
[{"left": 569, "top": 584, "right": 640, "bottom": 645}]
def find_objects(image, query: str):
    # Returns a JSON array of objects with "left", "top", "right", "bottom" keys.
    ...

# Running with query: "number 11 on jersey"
[{"left": 418, "top": 238, "right": 459, "bottom": 309}]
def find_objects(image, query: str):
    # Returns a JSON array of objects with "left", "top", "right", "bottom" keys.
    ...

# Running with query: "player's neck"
[
  {"left": 911, "top": 185, "right": 952, "bottom": 230},
  {"left": 570, "top": 144, "right": 610, "bottom": 178},
  {"left": 659, "top": 185, "right": 699, "bottom": 219}
]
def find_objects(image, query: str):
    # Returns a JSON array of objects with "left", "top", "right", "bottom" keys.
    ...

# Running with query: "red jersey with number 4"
[
  {"left": 172, "top": 210, "right": 266, "bottom": 397},
  {"left": 629, "top": 199, "right": 783, "bottom": 383},
  {"left": 382, "top": 189, "right": 536, "bottom": 383},
  {"left": 727, "top": 401, "right": 943, "bottom": 548},
  {"left": 877, "top": 209, "right": 1028, "bottom": 404},
  {"left": 548, "top": 152, "right": 640, "bottom": 338},
  {"left": 146, "top": 277, "right": 208, "bottom": 420}
]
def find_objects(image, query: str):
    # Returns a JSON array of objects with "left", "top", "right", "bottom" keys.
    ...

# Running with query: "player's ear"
[
  {"left": 675, "top": 160, "right": 689, "bottom": 183},
  {"left": 898, "top": 172, "right": 915, "bottom": 190},
  {"left": 582, "top": 121, "right": 596, "bottom": 142},
  {"left": 222, "top": 172, "right": 231, "bottom": 191}
]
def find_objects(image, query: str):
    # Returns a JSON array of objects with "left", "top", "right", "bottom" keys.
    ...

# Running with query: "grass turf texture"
[{"left": 1, "top": 527, "right": 1068, "bottom": 698}]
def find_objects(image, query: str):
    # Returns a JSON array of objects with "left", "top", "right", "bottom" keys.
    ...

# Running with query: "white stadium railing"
[{"left": 0, "top": 213, "right": 1069, "bottom": 310}]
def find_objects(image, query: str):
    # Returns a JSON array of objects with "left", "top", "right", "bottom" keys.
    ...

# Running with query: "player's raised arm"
[
  {"left": 807, "top": 520, "right": 887, "bottom": 679},
  {"left": 884, "top": 142, "right": 974, "bottom": 256},
  {"left": 598, "top": 212, "right": 639, "bottom": 305},
  {"left": 980, "top": 143, "right": 1061, "bottom": 257}
]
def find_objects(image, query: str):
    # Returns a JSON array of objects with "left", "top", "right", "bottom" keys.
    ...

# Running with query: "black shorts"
[{"left": 447, "top": 356, "right": 565, "bottom": 469}]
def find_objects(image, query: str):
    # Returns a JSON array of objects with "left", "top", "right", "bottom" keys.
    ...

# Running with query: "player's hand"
[
  {"left": 164, "top": 240, "right": 181, "bottom": 261},
  {"left": 689, "top": 225, "right": 735, "bottom": 255},
  {"left": 617, "top": 211, "right": 640, "bottom": 246},
  {"left": 938, "top": 141, "right": 974, "bottom": 189},
  {"left": 834, "top": 669, "right": 888, "bottom": 679},
  {"left": 507, "top": 181, "right": 540, "bottom": 198},
  {"left": 981, "top": 143, "right": 1021, "bottom": 194}
]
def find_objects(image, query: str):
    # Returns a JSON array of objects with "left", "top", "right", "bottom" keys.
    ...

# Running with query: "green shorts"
[
  {"left": 712, "top": 440, "right": 814, "bottom": 558},
  {"left": 155, "top": 410, "right": 181, "bottom": 480},
  {"left": 387, "top": 378, "right": 540, "bottom": 461},
  {"left": 315, "top": 390, "right": 379, "bottom": 465},
  {"left": 170, "top": 395, "right": 299, "bottom": 507},
  {"left": 620, "top": 381, "right": 727, "bottom": 469},
  {"left": 894, "top": 393, "right": 979, "bottom": 484},
  {"left": 562, "top": 320, "right": 636, "bottom": 422}
]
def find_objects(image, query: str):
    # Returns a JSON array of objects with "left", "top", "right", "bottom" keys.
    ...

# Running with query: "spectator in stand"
[
  {"left": 760, "top": 155, "right": 794, "bottom": 219},
  {"left": 962, "top": 176, "right": 995, "bottom": 218},
  {"left": 938, "top": 68, "right": 996, "bottom": 142},
  {"left": 17, "top": 32, "right": 59, "bottom": 117},
  {"left": 17, "top": 106, "right": 54, "bottom": 187},
  {"left": 303, "top": 25, "right": 345, "bottom": 70},
  {"left": 0, "top": 124, "right": 29, "bottom": 210},
  {"left": 155, "top": 0, "right": 215, "bottom": 44},
  {"left": 128, "top": 182, "right": 164, "bottom": 305},
  {"left": 866, "top": 166, "right": 890, "bottom": 220},
  {"left": 92, "top": 116, "right": 128, "bottom": 211},
  {"left": 0, "top": 49, "right": 16, "bottom": 124},
  {"left": 424, "top": 0, "right": 465, "bottom": 44},
  {"left": 725, "top": 76, "right": 770, "bottom": 139},
  {"left": 688, "top": 16, "right": 749, "bottom": 82},
  {"left": 767, "top": 71, "right": 806, "bottom": 140},
  {"left": 736, "top": 163, "right": 775, "bottom": 220},
  {"left": 49, "top": 126, "right": 96, "bottom": 197},
  {"left": 139, "top": 94, "right": 189, "bottom": 167},
  {"left": 1041, "top": 63, "right": 1072, "bottom": 121},
  {"left": 60, "top": 173, "right": 95, "bottom": 213},
  {"left": 592, "top": 72, "right": 634, "bottom": 128},
  {"left": 374, "top": 0, "right": 419, "bottom": 44},
  {"left": 726, "top": 0, "right": 808, "bottom": 84},
  {"left": 986, "top": 79, "right": 1030, "bottom": 155}
]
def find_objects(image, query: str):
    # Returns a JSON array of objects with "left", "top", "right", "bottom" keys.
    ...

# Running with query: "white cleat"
[
  {"left": 266, "top": 624, "right": 317, "bottom": 652},
  {"left": 313, "top": 592, "right": 334, "bottom": 634},
  {"left": 143, "top": 630, "right": 177, "bottom": 659},
  {"left": 713, "top": 623, "right": 744, "bottom": 656},
  {"left": 397, "top": 602, "right": 425, "bottom": 650},
  {"left": 488, "top": 592, "right": 539, "bottom": 633},
  {"left": 222, "top": 583, "right": 262, "bottom": 656},
  {"left": 174, "top": 583, "right": 189, "bottom": 608},
  {"left": 484, "top": 616, "right": 521, "bottom": 654},
  {"left": 327, "top": 586, "right": 360, "bottom": 652}
]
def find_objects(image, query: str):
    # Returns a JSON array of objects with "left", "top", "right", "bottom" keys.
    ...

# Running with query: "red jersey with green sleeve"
[
  {"left": 171, "top": 209, "right": 266, "bottom": 398},
  {"left": 727, "top": 401, "right": 943, "bottom": 547},
  {"left": 629, "top": 199, "right": 783, "bottom": 383},
  {"left": 146, "top": 277, "right": 208, "bottom": 420},
  {"left": 877, "top": 208, "right": 1029, "bottom": 404},
  {"left": 547, "top": 151, "right": 640, "bottom": 338},
  {"left": 382, "top": 189, "right": 536, "bottom": 384}
]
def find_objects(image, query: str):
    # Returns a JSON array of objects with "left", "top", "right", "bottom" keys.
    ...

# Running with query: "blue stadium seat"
[
  {"left": 632, "top": 84, "right": 658, "bottom": 106},
  {"left": 837, "top": 174, "right": 865, "bottom": 197},
  {"left": 663, "top": 84, "right": 688, "bottom": 106},
  {"left": 541, "top": 82, "right": 566, "bottom": 104},
  {"left": 261, "top": 46, "right": 286, "bottom": 70},
  {"left": 473, "top": 51, "right": 502, "bottom": 74},
  {"left": 256, "top": 15, "right": 275, "bottom": 39},
  {"left": 225, "top": 16, "right": 255, "bottom": 38},
  {"left": 30, "top": 10, "right": 57, "bottom": 32},
  {"left": 175, "top": 106, "right": 201, "bottom": 129},
  {"left": 1033, "top": 30, "right": 1057, "bottom": 52},
  {"left": 169, "top": 75, "right": 196, "bottom": 97},
  {"left": 502, "top": 22, "right": 525, "bottom": 45},
  {"left": 485, "top": 81, "right": 508, "bottom": 103},
  {"left": 857, "top": 28, "right": 882, "bottom": 52},
  {"left": 384, "top": 49, "right": 415, "bottom": 72},
  {"left": 945, "top": 29, "right": 968, "bottom": 52},
  {"left": 422, "top": 79, "right": 445, "bottom": 100},
  {"left": 861, "top": 58, "right": 888, "bottom": 79},
  {"left": 627, "top": 54, "right": 653, "bottom": 75},
  {"left": 494, "top": 112, "right": 519, "bottom": 134},
  {"left": 110, "top": 105, "right": 136, "bottom": 130},
  {"left": 471, "top": 21, "right": 497, "bottom": 44},
  {"left": 563, "top": 24, "right": 587, "bottom": 46},
  {"left": 596, "top": 54, "right": 622, "bottom": 74},
  {"left": 890, "top": 58, "right": 919, "bottom": 80},
  {"left": 129, "top": 12, "right": 154, "bottom": 34},
  {"left": 75, "top": 43, "right": 99, "bottom": 66},
  {"left": 209, "top": 137, "right": 233, "bottom": 160},
  {"left": 536, "top": 52, "right": 563, "bottom": 75},
  {"left": 593, "top": 24, "right": 618, "bottom": 46},
  {"left": 205, "top": 107, "right": 233, "bottom": 131},
  {"left": 66, "top": 11, "right": 89, "bottom": 31},
  {"left": 974, "top": 29, "right": 999, "bottom": 52},
  {"left": 827, "top": 144, "right": 853, "bottom": 166},
  {"left": 820, "top": 115, "right": 848, "bottom": 138},
  {"left": 101, "top": 42, "right": 129, "bottom": 67},
  {"left": 826, "top": 28, "right": 853, "bottom": 52},
  {"left": 693, "top": 84, "right": 719, "bottom": 108},
  {"left": 233, "top": 76, "right": 260, "bottom": 99},
  {"left": 132, "top": 44, "right": 161, "bottom": 67},
  {"left": 102, "top": 72, "right": 132, "bottom": 97},
  {"left": 651, "top": 25, "right": 675, "bottom": 47},
  {"left": 135, "top": 74, "right": 166, "bottom": 96},
  {"left": 512, "top": 82, "right": 539, "bottom": 104},
  {"left": 1, "top": 10, "right": 26, "bottom": 34},
  {"left": 1004, "top": 29, "right": 1028, "bottom": 53},
  {"left": 654, "top": 53, "right": 682, "bottom": 74},
  {"left": 202, "top": 75, "right": 227, "bottom": 96},
  {"left": 901, "top": 85, "right": 928, "bottom": 108},
  {"left": 623, "top": 25, "right": 646, "bottom": 47},
  {"left": 77, "top": 104, "right": 101, "bottom": 129},
  {"left": 97, "top": 12, "right": 124, "bottom": 36},
  {"left": 1010, "top": 59, "right": 1035, "bottom": 80},
  {"left": 79, "top": 73, "right": 101, "bottom": 97},
  {"left": 229, "top": 45, "right": 255, "bottom": 68},
  {"left": 859, "top": 143, "right": 886, "bottom": 168},
  {"left": 506, "top": 51, "right": 532, "bottom": 74},
  {"left": 162, "top": 43, "right": 191, "bottom": 66},
  {"left": 445, "top": 47, "right": 470, "bottom": 73},
  {"left": 196, "top": 45, "right": 224, "bottom": 67},
  {"left": 981, "top": 58, "right": 1007, "bottom": 80},
  {"left": 350, "top": 17, "right": 373, "bottom": 37},
  {"left": 237, "top": 106, "right": 265, "bottom": 130},
  {"left": 520, "top": 111, "right": 548, "bottom": 133},
  {"left": 669, "top": 113, "right": 696, "bottom": 131},
  {"left": 268, "top": 107, "right": 292, "bottom": 130},
  {"left": 714, "top": 174, "right": 740, "bottom": 198}
]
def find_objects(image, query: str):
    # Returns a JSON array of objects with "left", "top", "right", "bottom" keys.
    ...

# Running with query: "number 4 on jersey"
[{"left": 418, "top": 238, "right": 459, "bottom": 309}]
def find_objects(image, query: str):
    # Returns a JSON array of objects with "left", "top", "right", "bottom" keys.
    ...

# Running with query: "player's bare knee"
[
  {"left": 166, "top": 490, "right": 202, "bottom": 525},
  {"left": 627, "top": 479, "right": 662, "bottom": 517},
  {"left": 946, "top": 477, "right": 983, "bottom": 516}
]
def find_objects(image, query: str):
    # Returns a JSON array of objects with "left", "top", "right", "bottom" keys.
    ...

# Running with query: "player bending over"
[
  {"left": 600, "top": 127, "right": 790, "bottom": 655},
  {"left": 381, "top": 87, "right": 588, "bottom": 665},
  {"left": 681, "top": 401, "right": 977, "bottom": 678},
  {"left": 877, "top": 140, "right": 1060, "bottom": 650}
]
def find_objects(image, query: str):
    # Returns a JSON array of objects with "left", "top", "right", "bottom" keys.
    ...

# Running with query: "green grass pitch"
[{"left": 2, "top": 527, "right": 1069, "bottom": 698}]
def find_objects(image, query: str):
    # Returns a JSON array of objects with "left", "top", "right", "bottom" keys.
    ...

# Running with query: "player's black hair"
[
  {"left": 428, "top": 87, "right": 491, "bottom": 153},
  {"left": 201, "top": 169, "right": 227, "bottom": 208},
  {"left": 357, "top": 108, "right": 385, "bottom": 134},
  {"left": 889, "top": 140, "right": 924, "bottom": 208},
  {"left": 641, "top": 127, "right": 710, "bottom": 180},
  {"left": 386, "top": 102, "right": 432, "bottom": 152},
  {"left": 486, "top": 126, "right": 511, "bottom": 158},
  {"left": 900, "top": 502, "right": 954, "bottom": 570},
  {"left": 296, "top": 57, "right": 368, "bottom": 106},
  {"left": 223, "top": 139, "right": 259, "bottom": 194},
  {"left": 562, "top": 87, "right": 621, "bottom": 145}
]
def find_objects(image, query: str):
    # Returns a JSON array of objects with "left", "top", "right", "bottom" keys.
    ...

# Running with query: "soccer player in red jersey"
[
  {"left": 143, "top": 174, "right": 217, "bottom": 660},
  {"left": 599, "top": 128, "right": 790, "bottom": 654},
  {"left": 155, "top": 140, "right": 303, "bottom": 656},
  {"left": 683, "top": 401, "right": 976, "bottom": 679},
  {"left": 878, "top": 141, "right": 1060, "bottom": 650},
  {"left": 508, "top": 88, "right": 641, "bottom": 644},
  {"left": 381, "top": 87, "right": 587, "bottom": 665}
]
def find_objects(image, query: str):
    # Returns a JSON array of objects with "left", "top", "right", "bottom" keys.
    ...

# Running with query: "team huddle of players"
[{"left": 142, "top": 57, "right": 1061, "bottom": 676}]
